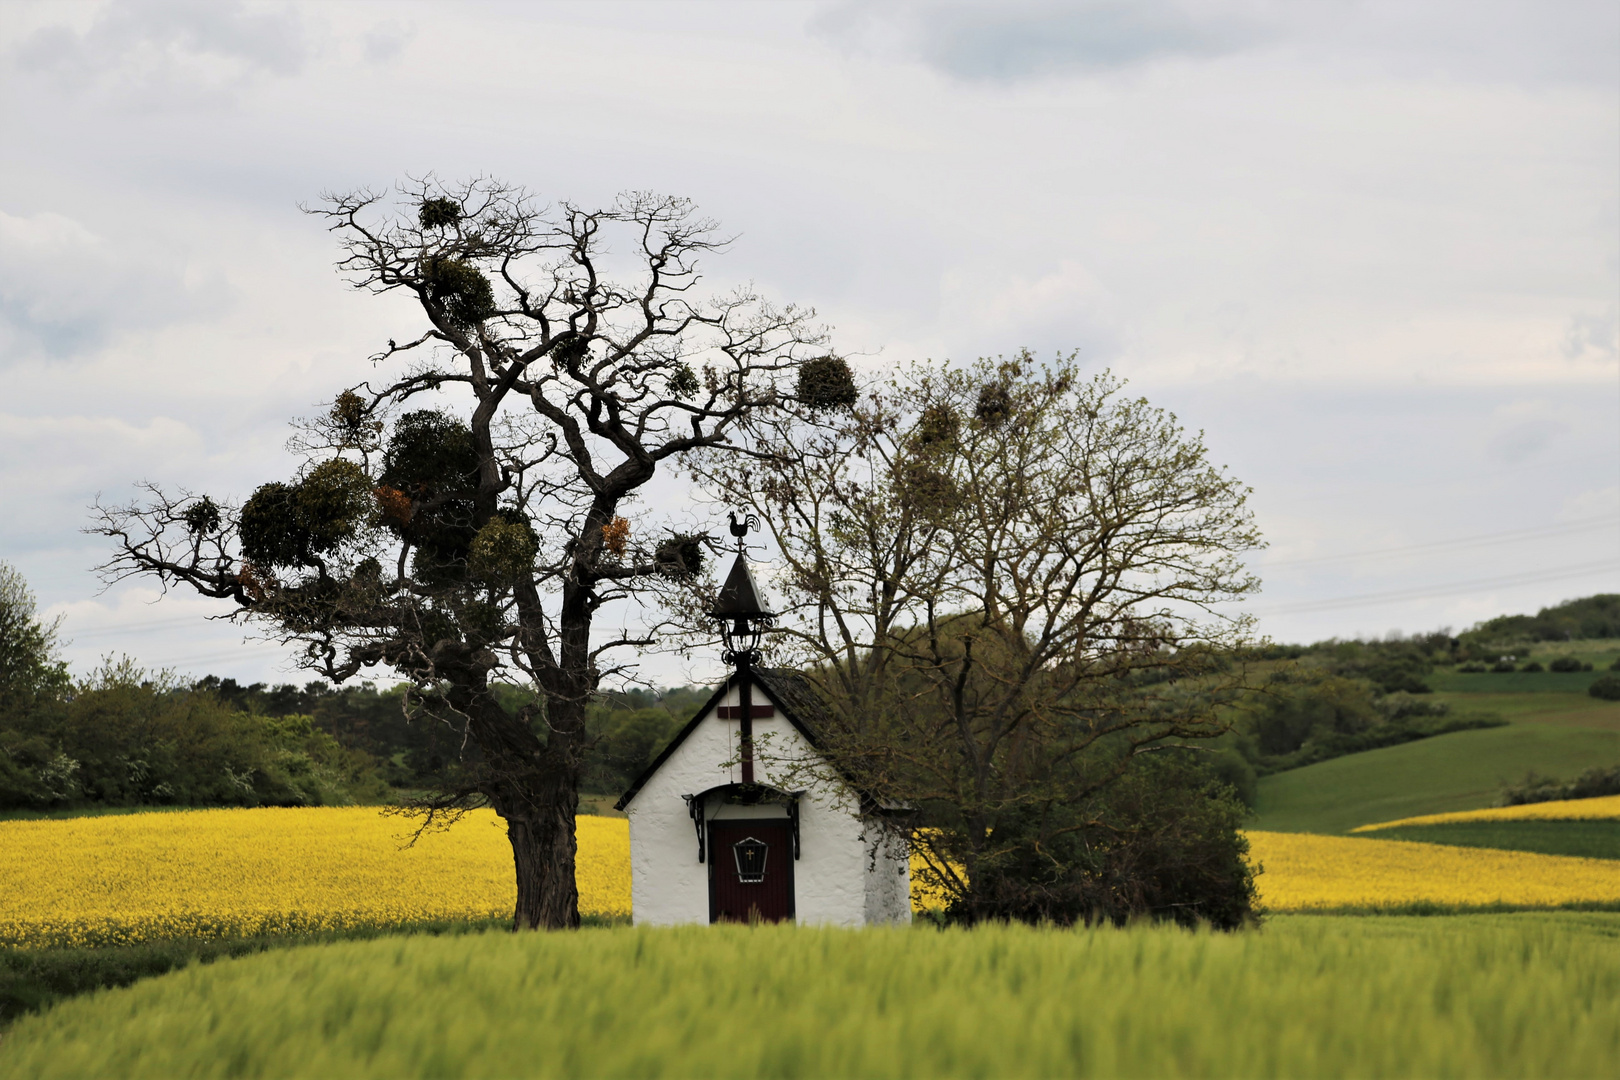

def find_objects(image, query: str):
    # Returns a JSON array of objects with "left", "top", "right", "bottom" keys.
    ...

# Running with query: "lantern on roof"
[{"left": 712, "top": 512, "right": 775, "bottom": 667}]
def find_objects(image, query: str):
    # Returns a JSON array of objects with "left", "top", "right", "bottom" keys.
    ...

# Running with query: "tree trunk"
[{"left": 507, "top": 777, "right": 580, "bottom": 930}]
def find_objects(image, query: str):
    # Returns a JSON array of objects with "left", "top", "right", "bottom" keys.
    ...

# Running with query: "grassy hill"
[{"left": 1254, "top": 660, "right": 1620, "bottom": 834}]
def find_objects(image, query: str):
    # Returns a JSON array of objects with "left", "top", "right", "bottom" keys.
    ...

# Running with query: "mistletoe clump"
[
  {"left": 796, "top": 356, "right": 858, "bottom": 412},
  {"left": 422, "top": 257, "right": 496, "bottom": 330},
  {"left": 468, "top": 515, "right": 539, "bottom": 584}
]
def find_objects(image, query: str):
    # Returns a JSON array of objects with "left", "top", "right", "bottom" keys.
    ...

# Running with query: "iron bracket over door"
[{"left": 683, "top": 793, "right": 706, "bottom": 862}]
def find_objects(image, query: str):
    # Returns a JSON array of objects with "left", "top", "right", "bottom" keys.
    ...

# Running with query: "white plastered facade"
[{"left": 621, "top": 678, "right": 911, "bottom": 927}]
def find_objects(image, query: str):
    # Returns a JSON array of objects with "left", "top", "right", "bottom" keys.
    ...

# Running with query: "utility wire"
[
  {"left": 1259, "top": 517, "right": 1617, "bottom": 570},
  {"left": 64, "top": 613, "right": 241, "bottom": 640},
  {"left": 1257, "top": 559, "right": 1620, "bottom": 616}
]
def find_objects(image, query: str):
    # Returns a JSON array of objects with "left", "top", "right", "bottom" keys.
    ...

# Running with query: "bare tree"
[
  {"left": 92, "top": 178, "right": 841, "bottom": 929},
  {"left": 693, "top": 352, "right": 1265, "bottom": 924}
]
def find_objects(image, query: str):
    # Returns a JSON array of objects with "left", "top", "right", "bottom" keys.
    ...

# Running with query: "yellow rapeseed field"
[
  {"left": 0, "top": 808, "right": 630, "bottom": 949},
  {"left": 1351, "top": 794, "right": 1620, "bottom": 832},
  {"left": 1245, "top": 830, "right": 1620, "bottom": 910},
  {"left": 6, "top": 811, "right": 1616, "bottom": 947}
]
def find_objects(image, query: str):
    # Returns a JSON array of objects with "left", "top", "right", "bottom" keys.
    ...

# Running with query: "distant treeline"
[
  {"left": 1460, "top": 593, "right": 1620, "bottom": 647},
  {"left": 1, "top": 662, "right": 707, "bottom": 813},
  {"left": 5, "top": 577, "right": 1618, "bottom": 815},
  {"left": 197, "top": 676, "right": 708, "bottom": 797}
]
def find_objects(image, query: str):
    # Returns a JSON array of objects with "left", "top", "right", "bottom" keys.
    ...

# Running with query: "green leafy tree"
[
  {"left": 92, "top": 179, "right": 834, "bottom": 928},
  {"left": 0, "top": 561, "right": 69, "bottom": 711},
  {"left": 695, "top": 352, "right": 1264, "bottom": 926}
]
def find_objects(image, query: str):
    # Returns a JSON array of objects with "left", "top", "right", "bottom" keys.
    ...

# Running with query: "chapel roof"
[{"left": 612, "top": 668, "right": 827, "bottom": 811}]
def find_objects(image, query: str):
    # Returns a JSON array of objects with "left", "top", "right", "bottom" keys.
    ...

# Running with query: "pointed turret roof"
[{"left": 711, "top": 552, "right": 772, "bottom": 619}]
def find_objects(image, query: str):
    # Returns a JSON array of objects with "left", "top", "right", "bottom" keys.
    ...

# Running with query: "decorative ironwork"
[
  {"left": 684, "top": 785, "right": 804, "bottom": 863},
  {"left": 684, "top": 793, "right": 706, "bottom": 863},
  {"left": 712, "top": 513, "right": 775, "bottom": 667},
  {"left": 733, "top": 836, "right": 769, "bottom": 883}
]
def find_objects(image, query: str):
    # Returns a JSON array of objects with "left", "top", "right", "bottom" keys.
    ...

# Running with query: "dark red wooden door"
[{"left": 708, "top": 819, "right": 795, "bottom": 923}]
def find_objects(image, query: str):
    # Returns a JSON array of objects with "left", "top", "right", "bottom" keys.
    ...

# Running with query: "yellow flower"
[
  {"left": 1352, "top": 794, "right": 1620, "bottom": 832},
  {"left": 1245, "top": 830, "right": 1620, "bottom": 910},
  {"left": 0, "top": 808, "right": 630, "bottom": 949}
]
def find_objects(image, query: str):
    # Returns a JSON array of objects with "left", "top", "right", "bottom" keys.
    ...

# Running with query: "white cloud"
[{"left": 0, "top": 0, "right": 1613, "bottom": 681}]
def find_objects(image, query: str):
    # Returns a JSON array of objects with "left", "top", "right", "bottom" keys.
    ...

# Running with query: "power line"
[
  {"left": 1257, "top": 559, "right": 1620, "bottom": 616},
  {"left": 64, "top": 614, "right": 241, "bottom": 640},
  {"left": 1259, "top": 517, "right": 1618, "bottom": 570}
]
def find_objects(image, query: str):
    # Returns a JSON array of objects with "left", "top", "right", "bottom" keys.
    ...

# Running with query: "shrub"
[
  {"left": 1243, "top": 675, "right": 1378, "bottom": 757},
  {"left": 1520, "top": 661, "right": 1544, "bottom": 672},
  {"left": 1499, "top": 764, "right": 1620, "bottom": 805},
  {"left": 1548, "top": 656, "right": 1583, "bottom": 673},
  {"left": 1457, "top": 662, "right": 1487, "bottom": 673},
  {"left": 1588, "top": 674, "right": 1620, "bottom": 702},
  {"left": 948, "top": 754, "right": 1258, "bottom": 930},
  {"left": 1490, "top": 660, "right": 1516, "bottom": 673}
]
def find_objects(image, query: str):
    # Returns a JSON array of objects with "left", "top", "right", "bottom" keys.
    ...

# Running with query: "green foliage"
[
  {"left": 181, "top": 496, "right": 220, "bottom": 536},
  {"left": 948, "top": 754, "right": 1258, "bottom": 929},
  {"left": 583, "top": 707, "right": 682, "bottom": 794},
  {"left": 421, "top": 257, "right": 496, "bottom": 330},
  {"left": 379, "top": 411, "right": 482, "bottom": 584},
  {"left": 794, "top": 355, "right": 857, "bottom": 411},
  {"left": 972, "top": 380, "right": 1012, "bottom": 426},
  {"left": 1500, "top": 764, "right": 1620, "bottom": 806},
  {"left": 0, "top": 662, "right": 387, "bottom": 812},
  {"left": 382, "top": 411, "right": 479, "bottom": 495},
  {"left": 192, "top": 675, "right": 698, "bottom": 797},
  {"left": 467, "top": 516, "right": 538, "bottom": 584},
  {"left": 238, "top": 482, "right": 310, "bottom": 568},
  {"left": 297, "top": 459, "right": 372, "bottom": 549},
  {"left": 1369, "top": 820, "right": 1620, "bottom": 860},
  {"left": 1548, "top": 655, "right": 1585, "bottom": 673},
  {"left": 667, "top": 363, "right": 700, "bottom": 400},
  {"left": 417, "top": 198, "right": 461, "bottom": 230},
  {"left": 1462, "top": 593, "right": 1620, "bottom": 647},
  {"left": 237, "top": 461, "right": 370, "bottom": 571},
  {"left": 0, "top": 563, "right": 69, "bottom": 712},
  {"left": 1305, "top": 637, "right": 1439, "bottom": 694},
  {"left": 1241, "top": 674, "right": 1379, "bottom": 757},
  {"left": 5, "top": 917, "right": 1617, "bottom": 1078},
  {"left": 1589, "top": 674, "right": 1620, "bottom": 701}
]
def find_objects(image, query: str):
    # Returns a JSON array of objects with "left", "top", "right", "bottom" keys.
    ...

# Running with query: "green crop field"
[
  {"left": 1368, "top": 820, "right": 1620, "bottom": 860},
  {"left": 3, "top": 915, "right": 1616, "bottom": 1080},
  {"left": 1428, "top": 670, "right": 1607, "bottom": 694},
  {"left": 1254, "top": 723, "right": 1620, "bottom": 833},
  {"left": 1255, "top": 657, "right": 1620, "bottom": 834}
]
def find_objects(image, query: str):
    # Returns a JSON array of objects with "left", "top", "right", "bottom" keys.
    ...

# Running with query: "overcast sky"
[{"left": 1, "top": 0, "right": 1616, "bottom": 690}]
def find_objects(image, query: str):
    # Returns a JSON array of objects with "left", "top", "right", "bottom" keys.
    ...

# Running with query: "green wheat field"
[{"left": 3, "top": 914, "right": 1615, "bottom": 1079}]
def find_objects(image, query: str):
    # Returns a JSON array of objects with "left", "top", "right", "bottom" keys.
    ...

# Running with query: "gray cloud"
[
  {"left": 0, "top": 210, "right": 227, "bottom": 361},
  {"left": 813, "top": 0, "right": 1620, "bottom": 87},
  {"left": 13, "top": 0, "right": 308, "bottom": 100},
  {"left": 815, "top": 1, "right": 1262, "bottom": 80},
  {"left": 1562, "top": 309, "right": 1619, "bottom": 364},
  {"left": 1487, "top": 419, "right": 1567, "bottom": 466}
]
